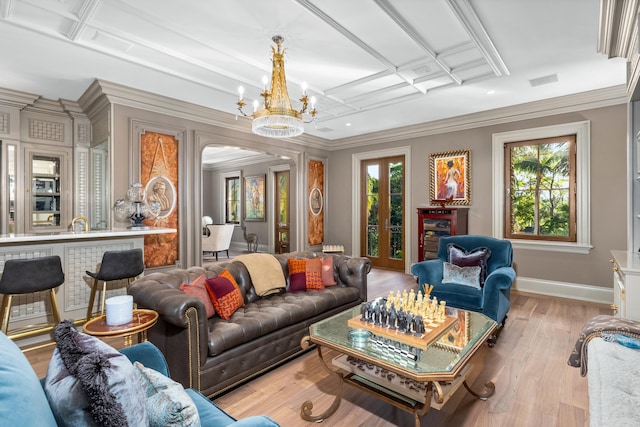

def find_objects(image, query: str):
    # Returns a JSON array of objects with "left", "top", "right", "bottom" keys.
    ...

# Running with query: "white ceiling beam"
[
  {"left": 65, "top": 0, "right": 101, "bottom": 41},
  {"left": 445, "top": 0, "right": 509, "bottom": 77},
  {"left": 374, "top": 0, "right": 461, "bottom": 85},
  {"left": 0, "top": 0, "right": 14, "bottom": 20}
]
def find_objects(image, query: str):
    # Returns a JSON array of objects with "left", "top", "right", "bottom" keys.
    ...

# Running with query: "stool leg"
[
  {"left": 49, "top": 289, "right": 62, "bottom": 325},
  {"left": 86, "top": 278, "right": 99, "bottom": 320},
  {"left": 0, "top": 295, "right": 12, "bottom": 335},
  {"left": 99, "top": 281, "right": 107, "bottom": 316}
]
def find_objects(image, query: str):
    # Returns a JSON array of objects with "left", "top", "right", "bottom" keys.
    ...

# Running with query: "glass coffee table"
[{"left": 300, "top": 305, "right": 497, "bottom": 426}]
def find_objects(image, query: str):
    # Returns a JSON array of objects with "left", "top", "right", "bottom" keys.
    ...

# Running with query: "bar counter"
[
  {"left": 0, "top": 227, "right": 175, "bottom": 244},
  {"left": 0, "top": 227, "right": 176, "bottom": 345}
]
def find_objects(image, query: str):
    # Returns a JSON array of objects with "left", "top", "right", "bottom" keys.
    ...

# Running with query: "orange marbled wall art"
[
  {"left": 140, "top": 131, "right": 179, "bottom": 267},
  {"left": 308, "top": 160, "right": 324, "bottom": 246}
]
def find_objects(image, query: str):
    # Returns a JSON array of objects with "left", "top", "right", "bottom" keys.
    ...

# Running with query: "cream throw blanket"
[{"left": 233, "top": 253, "right": 286, "bottom": 297}]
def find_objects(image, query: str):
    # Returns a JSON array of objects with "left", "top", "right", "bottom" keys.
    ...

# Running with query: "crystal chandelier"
[
  {"left": 113, "top": 183, "right": 161, "bottom": 229},
  {"left": 236, "top": 36, "right": 317, "bottom": 138}
]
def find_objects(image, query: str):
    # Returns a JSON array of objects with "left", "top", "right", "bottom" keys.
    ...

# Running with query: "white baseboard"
[{"left": 514, "top": 276, "right": 612, "bottom": 305}]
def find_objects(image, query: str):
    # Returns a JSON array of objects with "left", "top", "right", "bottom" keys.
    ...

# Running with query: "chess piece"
[
  {"left": 364, "top": 302, "right": 372, "bottom": 322},
  {"left": 408, "top": 290, "right": 416, "bottom": 310},
  {"left": 397, "top": 309, "right": 406, "bottom": 333},
  {"left": 388, "top": 305, "right": 397, "bottom": 330},
  {"left": 380, "top": 306, "right": 388, "bottom": 327},
  {"left": 414, "top": 315, "right": 424, "bottom": 336},
  {"left": 438, "top": 300, "right": 446, "bottom": 321},
  {"left": 374, "top": 303, "right": 381, "bottom": 325},
  {"left": 360, "top": 302, "right": 368, "bottom": 321},
  {"left": 405, "top": 313, "right": 414, "bottom": 335}
]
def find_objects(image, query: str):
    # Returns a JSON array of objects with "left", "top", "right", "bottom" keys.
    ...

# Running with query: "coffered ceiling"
[{"left": 0, "top": 0, "right": 628, "bottom": 141}]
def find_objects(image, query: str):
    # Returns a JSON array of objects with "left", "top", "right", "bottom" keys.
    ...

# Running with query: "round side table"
[{"left": 83, "top": 309, "right": 158, "bottom": 347}]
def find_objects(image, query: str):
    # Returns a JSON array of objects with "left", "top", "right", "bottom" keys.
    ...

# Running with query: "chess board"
[{"left": 347, "top": 314, "right": 457, "bottom": 350}]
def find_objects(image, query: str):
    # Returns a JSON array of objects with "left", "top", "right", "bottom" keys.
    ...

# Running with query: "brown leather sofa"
[{"left": 128, "top": 251, "right": 371, "bottom": 398}]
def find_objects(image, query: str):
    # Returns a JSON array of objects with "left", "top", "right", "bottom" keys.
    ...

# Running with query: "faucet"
[{"left": 70, "top": 216, "right": 89, "bottom": 233}]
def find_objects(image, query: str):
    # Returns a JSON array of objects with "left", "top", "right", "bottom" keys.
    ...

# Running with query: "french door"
[{"left": 361, "top": 156, "right": 404, "bottom": 270}]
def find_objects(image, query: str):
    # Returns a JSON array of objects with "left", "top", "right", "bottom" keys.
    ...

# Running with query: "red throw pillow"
[
  {"left": 288, "top": 258, "right": 324, "bottom": 292},
  {"left": 179, "top": 274, "right": 215, "bottom": 318},
  {"left": 447, "top": 244, "right": 491, "bottom": 287},
  {"left": 205, "top": 269, "right": 244, "bottom": 320},
  {"left": 321, "top": 256, "right": 337, "bottom": 286}
]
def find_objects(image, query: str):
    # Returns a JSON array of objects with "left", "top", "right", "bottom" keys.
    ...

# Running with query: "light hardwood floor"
[{"left": 24, "top": 266, "right": 608, "bottom": 427}]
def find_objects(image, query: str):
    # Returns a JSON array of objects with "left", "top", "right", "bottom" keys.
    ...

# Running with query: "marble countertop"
[{"left": 0, "top": 227, "right": 176, "bottom": 244}]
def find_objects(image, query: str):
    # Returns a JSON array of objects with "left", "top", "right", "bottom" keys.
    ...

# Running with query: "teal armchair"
[
  {"left": 411, "top": 235, "right": 515, "bottom": 344},
  {"left": 0, "top": 330, "right": 279, "bottom": 427}
]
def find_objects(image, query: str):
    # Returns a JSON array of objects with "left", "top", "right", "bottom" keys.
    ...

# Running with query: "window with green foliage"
[
  {"left": 505, "top": 135, "right": 576, "bottom": 241},
  {"left": 225, "top": 177, "right": 240, "bottom": 224}
]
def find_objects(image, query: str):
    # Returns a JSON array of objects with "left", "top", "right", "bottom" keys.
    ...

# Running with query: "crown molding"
[
  {"left": 328, "top": 85, "right": 628, "bottom": 150},
  {"left": 0, "top": 80, "right": 629, "bottom": 153},
  {"left": 598, "top": 0, "right": 639, "bottom": 59},
  {"left": 0, "top": 87, "right": 39, "bottom": 109},
  {"left": 77, "top": 79, "right": 333, "bottom": 151}
]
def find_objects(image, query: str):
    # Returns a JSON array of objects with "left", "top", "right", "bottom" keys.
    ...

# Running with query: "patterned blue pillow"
[
  {"left": 134, "top": 362, "right": 200, "bottom": 427},
  {"left": 442, "top": 261, "right": 481, "bottom": 289}
]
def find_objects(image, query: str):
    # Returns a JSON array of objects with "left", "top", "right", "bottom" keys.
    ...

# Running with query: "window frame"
[
  {"left": 504, "top": 134, "right": 577, "bottom": 242},
  {"left": 224, "top": 175, "right": 241, "bottom": 224},
  {"left": 492, "top": 121, "right": 592, "bottom": 254}
]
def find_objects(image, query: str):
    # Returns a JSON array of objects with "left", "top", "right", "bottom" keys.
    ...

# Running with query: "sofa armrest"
[
  {"left": 129, "top": 278, "right": 205, "bottom": 328},
  {"left": 410, "top": 259, "right": 445, "bottom": 291},
  {"left": 128, "top": 270, "right": 209, "bottom": 391},
  {"left": 120, "top": 341, "right": 170, "bottom": 377},
  {"left": 483, "top": 266, "right": 516, "bottom": 292},
  {"left": 335, "top": 255, "right": 371, "bottom": 301}
]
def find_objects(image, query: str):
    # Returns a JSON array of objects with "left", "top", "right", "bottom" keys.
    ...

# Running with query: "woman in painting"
[{"left": 444, "top": 160, "right": 461, "bottom": 198}]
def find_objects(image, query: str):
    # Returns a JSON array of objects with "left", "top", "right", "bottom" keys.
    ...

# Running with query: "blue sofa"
[
  {"left": 411, "top": 235, "right": 515, "bottom": 343},
  {"left": 0, "top": 330, "right": 279, "bottom": 427}
]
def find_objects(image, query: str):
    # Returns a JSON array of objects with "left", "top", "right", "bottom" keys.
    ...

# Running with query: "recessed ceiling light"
[
  {"left": 487, "top": 90, "right": 495, "bottom": 95},
  {"left": 346, "top": 123, "right": 352, "bottom": 127}
]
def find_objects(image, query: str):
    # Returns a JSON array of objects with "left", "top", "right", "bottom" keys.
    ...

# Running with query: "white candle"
[
  {"left": 262, "top": 75, "right": 268, "bottom": 90},
  {"left": 238, "top": 86, "right": 244, "bottom": 101},
  {"left": 253, "top": 99, "right": 259, "bottom": 112},
  {"left": 301, "top": 82, "right": 308, "bottom": 96}
]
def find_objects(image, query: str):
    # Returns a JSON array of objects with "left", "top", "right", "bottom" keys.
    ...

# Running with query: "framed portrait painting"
[
  {"left": 244, "top": 175, "right": 266, "bottom": 221},
  {"left": 429, "top": 149, "right": 470, "bottom": 205}
]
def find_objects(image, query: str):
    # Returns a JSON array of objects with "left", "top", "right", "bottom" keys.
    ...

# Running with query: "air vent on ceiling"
[
  {"left": 315, "top": 127, "right": 334, "bottom": 133},
  {"left": 529, "top": 74, "right": 558, "bottom": 87}
]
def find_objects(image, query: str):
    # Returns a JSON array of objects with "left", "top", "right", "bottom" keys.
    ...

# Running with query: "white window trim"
[{"left": 492, "top": 121, "right": 592, "bottom": 254}]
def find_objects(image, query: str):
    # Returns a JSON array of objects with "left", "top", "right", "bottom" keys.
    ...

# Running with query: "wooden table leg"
[{"left": 299, "top": 338, "right": 344, "bottom": 423}]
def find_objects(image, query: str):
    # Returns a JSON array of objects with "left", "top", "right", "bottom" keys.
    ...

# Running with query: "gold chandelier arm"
[{"left": 236, "top": 99, "right": 249, "bottom": 117}]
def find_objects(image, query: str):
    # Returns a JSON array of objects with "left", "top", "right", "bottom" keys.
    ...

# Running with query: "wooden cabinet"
[
  {"left": 417, "top": 207, "right": 468, "bottom": 261},
  {"left": 24, "top": 145, "right": 72, "bottom": 233},
  {"left": 610, "top": 250, "right": 640, "bottom": 321}
]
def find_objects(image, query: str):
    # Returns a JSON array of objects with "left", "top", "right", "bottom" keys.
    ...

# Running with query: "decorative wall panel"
[
  {"left": 140, "top": 131, "right": 179, "bottom": 267},
  {"left": 308, "top": 159, "right": 324, "bottom": 246}
]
